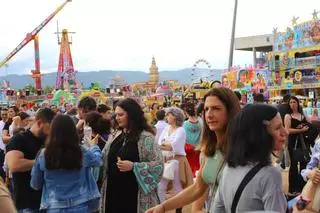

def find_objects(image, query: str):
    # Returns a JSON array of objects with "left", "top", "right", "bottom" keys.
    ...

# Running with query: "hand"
[
  {"left": 292, "top": 205, "right": 302, "bottom": 213},
  {"left": 5, "top": 177, "right": 9, "bottom": 186},
  {"left": 89, "top": 134, "right": 99, "bottom": 146},
  {"left": 301, "top": 126, "right": 309, "bottom": 132},
  {"left": 12, "top": 116, "right": 21, "bottom": 124},
  {"left": 160, "top": 143, "right": 172, "bottom": 151},
  {"left": 296, "top": 124, "right": 304, "bottom": 129},
  {"left": 117, "top": 157, "right": 133, "bottom": 172},
  {"left": 76, "top": 119, "right": 85, "bottom": 130},
  {"left": 145, "top": 205, "right": 165, "bottom": 213},
  {"left": 308, "top": 168, "right": 320, "bottom": 184}
]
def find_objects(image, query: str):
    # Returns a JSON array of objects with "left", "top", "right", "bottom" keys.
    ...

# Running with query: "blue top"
[
  {"left": 183, "top": 118, "right": 202, "bottom": 146},
  {"left": 30, "top": 145, "right": 102, "bottom": 211},
  {"left": 301, "top": 140, "right": 320, "bottom": 181}
]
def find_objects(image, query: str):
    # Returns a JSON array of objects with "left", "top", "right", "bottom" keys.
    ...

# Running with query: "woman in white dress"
[{"left": 157, "top": 107, "right": 193, "bottom": 213}]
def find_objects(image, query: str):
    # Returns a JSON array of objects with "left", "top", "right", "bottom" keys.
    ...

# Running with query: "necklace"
[
  {"left": 122, "top": 133, "right": 128, "bottom": 147},
  {"left": 117, "top": 133, "right": 129, "bottom": 157}
]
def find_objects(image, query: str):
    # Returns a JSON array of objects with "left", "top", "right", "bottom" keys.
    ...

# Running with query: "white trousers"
[{"left": 157, "top": 160, "right": 183, "bottom": 203}]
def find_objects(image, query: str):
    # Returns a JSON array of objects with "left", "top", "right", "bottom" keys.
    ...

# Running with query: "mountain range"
[{"left": 0, "top": 68, "right": 223, "bottom": 89}]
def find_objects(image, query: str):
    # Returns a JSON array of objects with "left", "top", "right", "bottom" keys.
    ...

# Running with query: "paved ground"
[{"left": 167, "top": 170, "right": 313, "bottom": 213}]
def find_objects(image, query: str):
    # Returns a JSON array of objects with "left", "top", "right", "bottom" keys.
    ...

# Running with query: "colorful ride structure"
[
  {"left": 191, "top": 59, "right": 214, "bottom": 83},
  {"left": 267, "top": 11, "right": 320, "bottom": 98},
  {"left": 0, "top": 0, "right": 71, "bottom": 92},
  {"left": 221, "top": 65, "right": 270, "bottom": 103},
  {"left": 55, "top": 27, "right": 79, "bottom": 90}
]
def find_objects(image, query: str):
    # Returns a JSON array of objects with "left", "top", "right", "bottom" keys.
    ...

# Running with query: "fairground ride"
[
  {"left": 0, "top": 0, "right": 72, "bottom": 92},
  {"left": 191, "top": 59, "right": 214, "bottom": 83},
  {"left": 55, "top": 26, "right": 80, "bottom": 91}
]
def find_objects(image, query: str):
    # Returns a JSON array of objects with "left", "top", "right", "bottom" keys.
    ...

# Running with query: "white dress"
[
  {"left": 157, "top": 126, "right": 187, "bottom": 202},
  {"left": 158, "top": 126, "right": 186, "bottom": 157}
]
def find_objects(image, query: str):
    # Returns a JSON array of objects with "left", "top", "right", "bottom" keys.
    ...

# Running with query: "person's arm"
[
  {"left": 146, "top": 162, "right": 208, "bottom": 213},
  {"left": 76, "top": 119, "right": 85, "bottom": 131},
  {"left": 160, "top": 143, "right": 172, "bottom": 151},
  {"left": 284, "top": 114, "right": 308, "bottom": 134},
  {"left": 211, "top": 182, "right": 226, "bottom": 213},
  {"left": 301, "top": 143, "right": 320, "bottom": 182},
  {"left": 158, "top": 127, "right": 173, "bottom": 151},
  {"left": 169, "top": 128, "right": 186, "bottom": 154},
  {"left": 157, "top": 126, "right": 167, "bottom": 145},
  {"left": 191, "top": 156, "right": 209, "bottom": 213},
  {"left": 0, "top": 196, "right": 16, "bottom": 213},
  {"left": 131, "top": 134, "right": 164, "bottom": 194},
  {"left": 30, "top": 152, "right": 43, "bottom": 190},
  {"left": 0, "top": 182, "right": 16, "bottom": 213},
  {"left": 84, "top": 144, "right": 102, "bottom": 167},
  {"left": 6, "top": 150, "right": 34, "bottom": 173},
  {"left": 262, "top": 168, "right": 288, "bottom": 212},
  {"left": 2, "top": 130, "right": 11, "bottom": 145},
  {"left": 191, "top": 188, "right": 208, "bottom": 213}
]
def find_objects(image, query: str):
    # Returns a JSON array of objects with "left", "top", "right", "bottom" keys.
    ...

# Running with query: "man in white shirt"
[{"left": 154, "top": 109, "right": 168, "bottom": 144}]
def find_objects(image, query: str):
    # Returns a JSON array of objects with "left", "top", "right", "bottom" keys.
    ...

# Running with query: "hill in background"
[{"left": 0, "top": 68, "right": 223, "bottom": 89}]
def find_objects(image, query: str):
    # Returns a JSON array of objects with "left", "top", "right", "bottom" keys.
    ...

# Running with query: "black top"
[
  {"left": 6, "top": 130, "right": 45, "bottom": 210},
  {"left": 106, "top": 133, "right": 140, "bottom": 213},
  {"left": 288, "top": 114, "right": 306, "bottom": 150},
  {"left": 3, "top": 120, "right": 12, "bottom": 132}
]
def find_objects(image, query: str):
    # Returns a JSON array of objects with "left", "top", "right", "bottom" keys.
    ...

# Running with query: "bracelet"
[{"left": 160, "top": 203, "right": 166, "bottom": 213}]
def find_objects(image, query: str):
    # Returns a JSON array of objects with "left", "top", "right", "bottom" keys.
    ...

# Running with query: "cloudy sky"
[{"left": 0, "top": 0, "right": 318, "bottom": 75}]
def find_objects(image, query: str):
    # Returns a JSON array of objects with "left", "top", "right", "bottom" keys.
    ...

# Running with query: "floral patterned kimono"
[{"left": 100, "top": 130, "right": 163, "bottom": 213}]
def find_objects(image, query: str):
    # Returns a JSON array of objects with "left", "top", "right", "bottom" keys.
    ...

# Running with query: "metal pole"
[
  {"left": 253, "top": 47, "right": 257, "bottom": 67},
  {"left": 228, "top": 0, "right": 238, "bottom": 70}
]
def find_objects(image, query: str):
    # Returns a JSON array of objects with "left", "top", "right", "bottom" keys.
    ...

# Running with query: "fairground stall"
[
  {"left": 221, "top": 66, "right": 271, "bottom": 104},
  {"left": 267, "top": 15, "right": 320, "bottom": 106}
]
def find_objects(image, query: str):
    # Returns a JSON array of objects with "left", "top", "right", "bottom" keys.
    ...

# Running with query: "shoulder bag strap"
[{"left": 231, "top": 163, "right": 265, "bottom": 213}]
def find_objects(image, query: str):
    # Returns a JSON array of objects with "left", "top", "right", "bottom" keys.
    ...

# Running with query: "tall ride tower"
[
  {"left": 0, "top": 0, "right": 71, "bottom": 93},
  {"left": 55, "top": 28, "right": 78, "bottom": 90}
]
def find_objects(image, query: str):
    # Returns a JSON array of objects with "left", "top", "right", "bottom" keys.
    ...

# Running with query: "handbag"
[
  {"left": 292, "top": 134, "right": 310, "bottom": 163},
  {"left": 163, "top": 160, "right": 175, "bottom": 180},
  {"left": 303, "top": 122, "right": 319, "bottom": 148}
]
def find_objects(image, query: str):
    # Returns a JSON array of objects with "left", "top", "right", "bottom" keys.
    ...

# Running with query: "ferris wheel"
[{"left": 191, "top": 59, "right": 214, "bottom": 83}]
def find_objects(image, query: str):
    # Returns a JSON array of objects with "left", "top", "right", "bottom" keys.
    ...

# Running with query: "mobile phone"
[{"left": 287, "top": 195, "right": 311, "bottom": 212}]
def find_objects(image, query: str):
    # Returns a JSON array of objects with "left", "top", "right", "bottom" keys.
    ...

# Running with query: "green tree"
[
  {"left": 43, "top": 86, "right": 54, "bottom": 94},
  {"left": 24, "top": 84, "right": 36, "bottom": 94}
]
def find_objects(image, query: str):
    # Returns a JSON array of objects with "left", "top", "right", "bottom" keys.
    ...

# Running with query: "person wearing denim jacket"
[{"left": 30, "top": 115, "right": 102, "bottom": 213}]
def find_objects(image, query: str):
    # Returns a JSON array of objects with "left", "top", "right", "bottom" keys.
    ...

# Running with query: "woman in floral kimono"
[{"left": 100, "top": 98, "right": 163, "bottom": 213}]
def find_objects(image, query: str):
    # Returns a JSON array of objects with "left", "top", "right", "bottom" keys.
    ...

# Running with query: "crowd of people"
[{"left": 0, "top": 88, "right": 319, "bottom": 212}]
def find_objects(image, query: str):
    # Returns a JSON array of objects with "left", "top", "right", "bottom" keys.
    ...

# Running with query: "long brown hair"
[
  {"left": 199, "top": 88, "right": 241, "bottom": 157},
  {"left": 45, "top": 115, "right": 82, "bottom": 170}
]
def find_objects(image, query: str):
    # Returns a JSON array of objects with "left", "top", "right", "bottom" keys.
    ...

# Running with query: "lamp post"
[{"left": 228, "top": 0, "right": 238, "bottom": 70}]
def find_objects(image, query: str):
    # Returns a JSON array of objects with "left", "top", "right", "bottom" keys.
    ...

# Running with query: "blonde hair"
[{"left": 312, "top": 108, "right": 318, "bottom": 115}]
